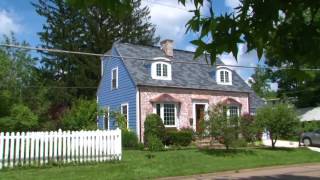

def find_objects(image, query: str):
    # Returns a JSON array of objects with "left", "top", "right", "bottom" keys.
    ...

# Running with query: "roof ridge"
[{"left": 117, "top": 42, "right": 198, "bottom": 54}]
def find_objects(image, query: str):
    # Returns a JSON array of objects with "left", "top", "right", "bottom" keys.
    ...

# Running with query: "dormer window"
[
  {"left": 151, "top": 58, "right": 172, "bottom": 80},
  {"left": 217, "top": 67, "right": 232, "bottom": 85}
]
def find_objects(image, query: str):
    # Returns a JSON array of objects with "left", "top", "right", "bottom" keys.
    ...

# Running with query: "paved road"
[{"left": 159, "top": 163, "right": 320, "bottom": 180}]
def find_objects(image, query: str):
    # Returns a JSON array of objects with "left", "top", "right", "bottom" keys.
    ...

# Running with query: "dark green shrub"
[
  {"left": 302, "top": 121, "right": 320, "bottom": 132},
  {"left": 164, "top": 128, "right": 193, "bottom": 146},
  {"left": 122, "top": 130, "right": 139, "bottom": 149},
  {"left": 144, "top": 114, "right": 165, "bottom": 144},
  {"left": 147, "top": 135, "right": 164, "bottom": 151}
]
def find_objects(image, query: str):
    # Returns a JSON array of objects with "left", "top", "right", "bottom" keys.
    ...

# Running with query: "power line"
[{"left": 1, "top": 43, "right": 320, "bottom": 71}]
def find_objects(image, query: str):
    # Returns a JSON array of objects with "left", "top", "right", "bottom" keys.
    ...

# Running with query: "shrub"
[
  {"left": 61, "top": 99, "right": 96, "bottom": 130},
  {"left": 206, "top": 104, "right": 240, "bottom": 150},
  {"left": 122, "top": 130, "right": 139, "bottom": 149},
  {"left": 111, "top": 112, "right": 127, "bottom": 131},
  {"left": 302, "top": 121, "right": 320, "bottom": 132},
  {"left": 256, "top": 103, "right": 300, "bottom": 148},
  {"left": 240, "top": 114, "right": 259, "bottom": 143},
  {"left": 147, "top": 135, "right": 164, "bottom": 151},
  {"left": 164, "top": 128, "right": 193, "bottom": 146},
  {"left": 0, "top": 104, "right": 39, "bottom": 132},
  {"left": 144, "top": 114, "right": 165, "bottom": 144}
]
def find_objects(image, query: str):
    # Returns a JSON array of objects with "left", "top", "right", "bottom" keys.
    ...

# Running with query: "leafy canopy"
[{"left": 256, "top": 103, "right": 300, "bottom": 148}]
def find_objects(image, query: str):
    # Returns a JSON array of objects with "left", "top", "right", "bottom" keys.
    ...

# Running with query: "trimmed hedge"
[
  {"left": 164, "top": 128, "right": 193, "bottom": 146},
  {"left": 144, "top": 114, "right": 165, "bottom": 144}
]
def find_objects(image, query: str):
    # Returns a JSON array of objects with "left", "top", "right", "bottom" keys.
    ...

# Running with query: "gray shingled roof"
[{"left": 113, "top": 42, "right": 264, "bottom": 109}]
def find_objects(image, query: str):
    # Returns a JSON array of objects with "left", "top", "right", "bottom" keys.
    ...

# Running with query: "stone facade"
[{"left": 139, "top": 86, "right": 250, "bottom": 140}]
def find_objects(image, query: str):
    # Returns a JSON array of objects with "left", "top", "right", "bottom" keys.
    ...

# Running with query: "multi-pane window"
[
  {"left": 228, "top": 106, "right": 239, "bottom": 117},
  {"left": 225, "top": 71, "right": 229, "bottom": 83},
  {"left": 154, "top": 103, "right": 176, "bottom": 127},
  {"left": 220, "top": 71, "right": 225, "bottom": 82},
  {"left": 156, "top": 64, "right": 162, "bottom": 76},
  {"left": 217, "top": 69, "right": 232, "bottom": 85},
  {"left": 121, "top": 103, "right": 128, "bottom": 128},
  {"left": 163, "top": 104, "right": 175, "bottom": 126},
  {"left": 154, "top": 63, "right": 170, "bottom": 78},
  {"left": 163, "top": 64, "right": 168, "bottom": 77},
  {"left": 111, "top": 68, "right": 118, "bottom": 90}
]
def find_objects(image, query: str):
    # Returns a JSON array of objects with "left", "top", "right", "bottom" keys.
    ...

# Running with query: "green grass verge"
[{"left": 1, "top": 148, "right": 319, "bottom": 180}]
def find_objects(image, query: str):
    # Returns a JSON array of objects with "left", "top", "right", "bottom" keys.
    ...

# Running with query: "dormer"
[
  {"left": 151, "top": 57, "right": 172, "bottom": 80},
  {"left": 216, "top": 66, "right": 232, "bottom": 85}
]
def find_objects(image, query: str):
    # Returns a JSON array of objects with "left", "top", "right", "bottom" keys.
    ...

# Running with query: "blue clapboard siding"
[{"left": 97, "top": 46, "right": 137, "bottom": 133}]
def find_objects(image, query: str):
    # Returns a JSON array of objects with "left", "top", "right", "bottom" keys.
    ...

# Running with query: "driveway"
[{"left": 159, "top": 163, "right": 320, "bottom": 180}]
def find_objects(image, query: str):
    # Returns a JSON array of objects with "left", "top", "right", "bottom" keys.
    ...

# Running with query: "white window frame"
[
  {"left": 121, "top": 103, "right": 129, "bottom": 129},
  {"left": 216, "top": 67, "right": 232, "bottom": 85},
  {"left": 226, "top": 105, "right": 240, "bottom": 117},
  {"left": 153, "top": 103, "right": 178, "bottom": 128},
  {"left": 151, "top": 61, "right": 172, "bottom": 80},
  {"left": 103, "top": 106, "right": 110, "bottom": 130},
  {"left": 111, "top": 67, "right": 118, "bottom": 90}
]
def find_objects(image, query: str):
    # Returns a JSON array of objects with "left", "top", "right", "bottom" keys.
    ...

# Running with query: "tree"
[
  {"left": 256, "top": 103, "right": 300, "bottom": 148},
  {"left": 248, "top": 65, "right": 276, "bottom": 99},
  {"left": 179, "top": 0, "right": 320, "bottom": 107},
  {"left": 61, "top": 99, "right": 97, "bottom": 130},
  {"left": 0, "top": 104, "right": 39, "bottom": 132},
  {"left": 206, "top": 103, "right": 240, "bottom": 150},
  {"left": 33, "top": 0, "right": 159, "bottom": 107}
]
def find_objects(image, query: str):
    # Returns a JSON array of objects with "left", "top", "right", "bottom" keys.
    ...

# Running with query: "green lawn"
[{"left": 1, "top": 148, "right": 320, "bottom": 180}]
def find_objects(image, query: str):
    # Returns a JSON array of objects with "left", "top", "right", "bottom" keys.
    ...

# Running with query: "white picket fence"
[{"left": 0, "top": 128, "right": 121, "bottom": 169}]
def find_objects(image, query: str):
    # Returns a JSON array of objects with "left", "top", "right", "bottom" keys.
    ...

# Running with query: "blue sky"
[{"left": 0, "top": 0, "right": 276, "bottom": 89}]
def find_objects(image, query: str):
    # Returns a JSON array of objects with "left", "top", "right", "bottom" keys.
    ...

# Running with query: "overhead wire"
[{"left": 1, "top": 43, "right": 320, "bottom": 71}]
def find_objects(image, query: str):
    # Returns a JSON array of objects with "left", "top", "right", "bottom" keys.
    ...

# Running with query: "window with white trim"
[
  {"left": 151, "top": 61, "right": 172, "bottom": 80},
  {"left": 154, "top": 103, "right": 177, "bottom": 127},
  {"left": 121, "top": 103, "right": 129, "bottom": 128},
  {"left": 111, "top": 67, "right": 118, "bottom": 90},
  {"left": 227, "top": 105, "right": 240, "bottom": 117},
  {"left": 217, "top": 68, "right": 232, "bottom": 85}
]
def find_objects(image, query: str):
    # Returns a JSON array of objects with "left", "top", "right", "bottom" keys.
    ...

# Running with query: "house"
[
  {"left": 298, "top": 106, "right": 320, "bottom": 121},
  {"left": 97, "top": 39, "right": 264, "bottom": 141}
]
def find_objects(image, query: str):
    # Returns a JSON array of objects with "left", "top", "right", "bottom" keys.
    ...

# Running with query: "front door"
[{"left": 195, "top": 104, "right": 205, "bottom": 132}]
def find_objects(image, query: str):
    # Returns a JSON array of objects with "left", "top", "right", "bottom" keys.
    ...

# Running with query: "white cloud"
[
  {"left": 142, "top": 0, "right": 208, "bottom": 46},
  {"left": 185, "top": 44, "right": 196, "bottom": 52},
  {"left": 224, "top": 0, "right": 241, "bottom": 9},
  {"left": 0, "top": 10, "right": 21, "bottom": 36},
  {"left": 219, "top": 43, "right": 260, "bottom": 81}
]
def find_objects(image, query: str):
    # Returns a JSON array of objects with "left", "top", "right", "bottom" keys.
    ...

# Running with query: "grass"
[{"left": 1, "top": 148, "right": 320, "bottom": 180}]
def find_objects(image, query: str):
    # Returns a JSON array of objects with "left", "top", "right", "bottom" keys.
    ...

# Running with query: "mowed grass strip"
[{"left": 1, "top": 148, "right": 319, "bottom": 180}]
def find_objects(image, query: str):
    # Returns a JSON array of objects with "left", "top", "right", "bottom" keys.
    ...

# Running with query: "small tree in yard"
[
  {"left": 240, "top": 114, "right": 259, "bottom": 143},
  {"left": 256, "top": 103, "right": 300, "bottom": 148},
  {"left": 206, "top": 104, "right": 239, "bottom": 150}
]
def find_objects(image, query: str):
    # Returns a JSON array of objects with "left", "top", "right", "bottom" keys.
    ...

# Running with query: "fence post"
[
  {"left": 25, "top": 132, "right": 30, "bottom": 166},
  {"left": 9, "top": 132, "right": 15, "bottom": 168},
  {"left": 15, "top": 132, "right": 20, "bottom": 167},
  {"left": 0, "top": 132, "right": 4, "bottom": 169}
]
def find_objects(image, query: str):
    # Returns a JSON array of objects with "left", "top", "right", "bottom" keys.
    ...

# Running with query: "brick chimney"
[{"left": 160, "top": 39, "right": 174, "bottom": 57}]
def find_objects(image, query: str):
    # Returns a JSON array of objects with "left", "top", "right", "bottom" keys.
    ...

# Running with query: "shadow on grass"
[
  {"left": 198, "top": 148, "right": 256, "bottom": 157},
  {"left": 255, "top": 147, "right": 296, "bottom": 152}
]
